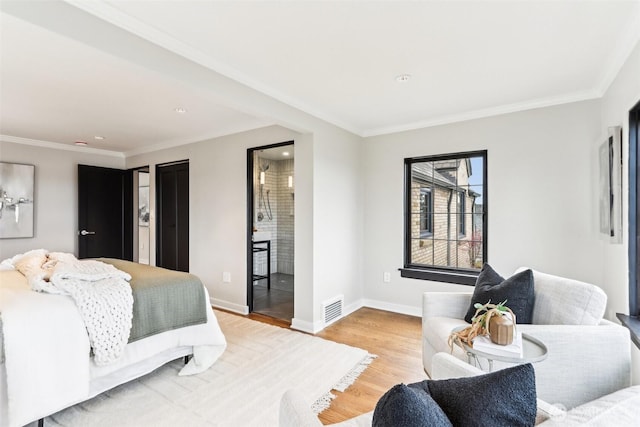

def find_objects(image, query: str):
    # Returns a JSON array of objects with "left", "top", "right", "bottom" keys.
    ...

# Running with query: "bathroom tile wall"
[
  {"left": 276, "top": 158, "right": 294, "bottom": 275},
  {"left": 252, "top": 154, "right": 294, "bottom": 277}
]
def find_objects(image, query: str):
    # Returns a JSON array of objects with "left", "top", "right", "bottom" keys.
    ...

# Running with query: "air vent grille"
[{"left": 323, "top": 295, "right": 344, "bottom": 326}]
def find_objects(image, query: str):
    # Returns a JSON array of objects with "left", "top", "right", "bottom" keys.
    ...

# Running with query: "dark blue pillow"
[
  {"left": 413, "top": 363, "right": 537, "bottom": 427},
  {"left": 372, "top": 383, "right": 452, "bottom": 427},
  {"left": 464, "top": 263, "right": 535, "bottom": 324}
]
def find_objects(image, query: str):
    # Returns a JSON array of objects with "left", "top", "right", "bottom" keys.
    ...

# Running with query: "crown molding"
[
  {"left": 362, "top": 89, "right": 602, "bottom": 137},
  {"left": 1, "top": 135, "right": 125, "bottom": 158}
]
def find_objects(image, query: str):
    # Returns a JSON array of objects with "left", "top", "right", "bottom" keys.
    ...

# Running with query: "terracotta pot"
[{"left": 489, "top": 315, "right": 514, "bottom": 345}]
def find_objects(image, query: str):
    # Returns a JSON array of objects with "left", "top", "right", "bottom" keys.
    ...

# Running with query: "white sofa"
[
  {"left": 279, "top": 352, "right": 640, "bottom": 426},
  {"left": 422, "top": 268, "right": 632, "bottom": 409}
]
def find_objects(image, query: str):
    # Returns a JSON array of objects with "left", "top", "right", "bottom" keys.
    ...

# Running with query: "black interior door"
[
  {"left": 156, "top": 161, "right": 189, "bottom": 271},
  {"left": 78, "top": 164, "right": 133, "bottom": 259}
]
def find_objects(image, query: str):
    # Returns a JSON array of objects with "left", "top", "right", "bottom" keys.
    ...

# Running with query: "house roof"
[{"left": 412, "top": 163, "right": 458, "bottom": 189}]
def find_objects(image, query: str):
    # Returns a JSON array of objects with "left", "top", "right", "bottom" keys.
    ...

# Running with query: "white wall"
[
  {"left": 308, "top": 127, "right": 364, "bottom": 331},
  {"left": 362, "top": 100, "right": 604, "bottom": 314},
  {"left": 599, "top": 40, "right": 640, "bottom": 384},
  {"left": 0, "top": 141, "right": 124, "bottom": 259}
]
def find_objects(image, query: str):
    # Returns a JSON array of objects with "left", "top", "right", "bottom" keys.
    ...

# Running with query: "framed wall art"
[
  {"left": 0, "top": 162, "right": 35, "bottom": 238},
  {"left": 599, "top": 126, "right": 622, "bottom": 243}
]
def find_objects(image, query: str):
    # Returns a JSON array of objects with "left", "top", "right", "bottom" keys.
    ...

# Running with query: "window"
[
  {"left": 401, "top": 150, "right": 487, "bottom": 285},
  {"left": 420, "top": 187, "right": 433, "bottom": 236},
  {"left": 457, "top": 190, "right": 466, "bottom": 237}
]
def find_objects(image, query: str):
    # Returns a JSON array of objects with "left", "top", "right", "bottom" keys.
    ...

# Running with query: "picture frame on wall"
[
  {"left": 0, "top": 162, "right": 35, "bottom": 239},
  {"left": 599, "top": 126, "right": 623, "bottom": 243}
]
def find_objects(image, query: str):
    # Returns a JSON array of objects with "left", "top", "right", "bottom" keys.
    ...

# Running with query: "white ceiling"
[{"left": 1, "top": 1, "right": 639, "bottom": 156}]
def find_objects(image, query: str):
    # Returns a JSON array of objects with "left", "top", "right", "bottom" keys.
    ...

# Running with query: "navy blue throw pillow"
[
  {"left": 464, "top": 263, "right": 535, "bottom": 324},
  {"left": 372, "top": 383, "right": 452, "bottom": 427},
  {"left": 412, "top": 363, "right": 537, "bottom": 427}
]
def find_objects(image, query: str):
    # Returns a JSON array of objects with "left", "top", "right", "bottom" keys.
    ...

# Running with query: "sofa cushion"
[
  {"left": 538, "top": 385, "right": 640, "bottom": 426},
  {"left": 376, "top": 363, "right": 537, "bottom": 427},
  {"left": 517, "top": 268, "right": 607, "bottom": 325},
  {"left": 464, "top": 264, "right": 535, "bottom": 324},
  {"left": 372, "top": 384, "right": 452, "bottom": 427}
]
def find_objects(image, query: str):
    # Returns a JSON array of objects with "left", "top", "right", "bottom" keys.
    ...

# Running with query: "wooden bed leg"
[
  {"left": 38, "top": 418, "right": 44, "bottom": 427},
  {"left": 183, "top": 355, "right": 191, "bottom": 364}
]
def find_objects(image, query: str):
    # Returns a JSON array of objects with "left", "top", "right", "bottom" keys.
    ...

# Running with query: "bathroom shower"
[
  {"left": 258, "top": 162, "right": 273, "bottom": 221},
  {"left": 249, "top": 142, "right": 295, "bottom": 322}
]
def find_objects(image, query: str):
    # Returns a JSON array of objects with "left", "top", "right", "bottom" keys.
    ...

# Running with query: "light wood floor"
[{"left": 248, "top": 307, "right": 425, "bottom": 425}]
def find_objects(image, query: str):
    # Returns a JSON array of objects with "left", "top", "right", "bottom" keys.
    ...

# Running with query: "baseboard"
[
  {"left": 362, "top": 299, "right": 421, "bottom": 317},
  {"left": 291, "top": 299, "right": 419, "bottom": 334},
  {"left": 290, "top": 317, "right": 324, "bottom": 334},
  {"left": 212, "top": 297, "right": 420, "bottom": 331},
  {"left": 211, "top": 298, "right": 249, "bottom": 315},
  {"left": 344, "top": 299, "right": 365, "bottom": 317}
]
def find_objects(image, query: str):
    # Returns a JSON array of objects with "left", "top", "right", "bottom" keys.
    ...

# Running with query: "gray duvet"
[{"left": 98, "top": 258, "right": 208, "bottom": 342}]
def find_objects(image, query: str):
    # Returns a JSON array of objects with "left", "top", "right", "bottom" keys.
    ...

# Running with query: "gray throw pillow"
[
  {"left": 413, "top": 363, "right": 537, "bottom": 427},
  {"left": 372, "top": 383, "right": 452, "bottom": 427},
  {"left": 464, "top": 263, "right": 535, "bottom": 324}
]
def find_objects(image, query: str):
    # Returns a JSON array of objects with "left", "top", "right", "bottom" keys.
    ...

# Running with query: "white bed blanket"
[
  {"left": 4, "top": 251, "right": 134, "bottom": 366},
  {"left": 0, "top": 270, "right": 91, "bottom": 427}
]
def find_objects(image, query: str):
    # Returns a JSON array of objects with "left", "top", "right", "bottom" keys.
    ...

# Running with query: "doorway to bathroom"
[{"left": 247, "top": 141, "right": 294, "bottom": 321}]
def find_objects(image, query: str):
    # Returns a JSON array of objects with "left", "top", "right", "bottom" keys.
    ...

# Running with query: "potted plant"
[{"left": 448, "top": 300, "right": 516, "bottom": 351}]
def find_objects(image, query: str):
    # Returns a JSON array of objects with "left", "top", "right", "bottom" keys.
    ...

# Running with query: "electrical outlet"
[
  {"left": 223, "top": 272, "right": 231, "bottom": 283},
  {"left": 383, "top": 272, "right": 391, "bottom": 283}
]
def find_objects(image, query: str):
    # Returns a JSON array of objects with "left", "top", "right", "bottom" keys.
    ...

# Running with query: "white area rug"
[{"left": 42, "top": 311, "right": 374, "bottom": 427}]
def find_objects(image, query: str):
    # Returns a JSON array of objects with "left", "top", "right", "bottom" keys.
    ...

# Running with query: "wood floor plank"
[{"left": 316, "top": 308, "right": 425, "bottom": 424}]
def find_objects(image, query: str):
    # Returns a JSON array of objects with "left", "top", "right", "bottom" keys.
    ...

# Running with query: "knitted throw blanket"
[
  {"left": 3, "top": 250, "right": 133, "bottom": 365},
  {"left": 51, "top": 259, "right": 133, "bottom": 365}
]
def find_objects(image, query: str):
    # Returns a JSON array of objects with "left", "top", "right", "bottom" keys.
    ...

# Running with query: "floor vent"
[{"left": 323, "top": 295, "right": 344, "bottom": 326}]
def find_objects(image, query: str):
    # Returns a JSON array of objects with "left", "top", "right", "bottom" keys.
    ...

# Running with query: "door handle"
[{"left": 79, "top": 230, "right": 96, "bottom": 236}]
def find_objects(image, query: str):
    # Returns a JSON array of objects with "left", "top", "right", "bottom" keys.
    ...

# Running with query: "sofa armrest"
[
  {"left": 518, "top": 322, "right": 631, "bottom": 409},
  {"left": 431, "top": 352, "right": 483, "bottom": 379},
  {"left": 422, "top": 292, "right": 473, "bottom": 320}
]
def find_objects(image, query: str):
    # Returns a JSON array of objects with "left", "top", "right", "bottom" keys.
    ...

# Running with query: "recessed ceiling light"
[
  {"left": 395, "top": 74, "right": 412, "bottom": 83},
  {"left": 94, "top": 136, "right": 105, "bottom": 140},
  {"left": 174, "top": 107, "right": 187, "bottom": 114},
  {"left": 75, "top": 141, "right": 88, "bottom": 146},
  {"left": 282, "top": 151, "right": 290, "bottom": 156}
]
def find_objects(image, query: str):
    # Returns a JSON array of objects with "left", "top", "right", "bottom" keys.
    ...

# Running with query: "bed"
[{"left": 0, "top": 253, "right": 227, "bottom": 427}]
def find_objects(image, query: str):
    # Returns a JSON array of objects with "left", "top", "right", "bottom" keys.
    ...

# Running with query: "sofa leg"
[{"left": 38, "top": 419, "right": 44, "bottom": 427}]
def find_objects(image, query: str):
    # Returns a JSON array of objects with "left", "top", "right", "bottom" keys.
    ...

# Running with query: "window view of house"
[{"left": 407, "top": 152, "right": 486, "bottom": 272}]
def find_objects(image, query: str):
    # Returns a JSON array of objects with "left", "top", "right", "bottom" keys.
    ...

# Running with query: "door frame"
[{"left": 246, "top": 140, "right": 294, "bottom": 312}]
